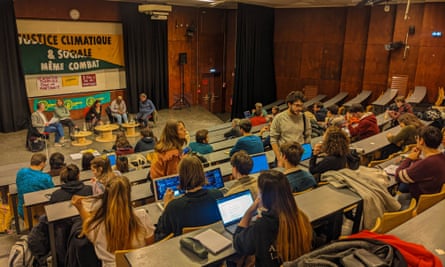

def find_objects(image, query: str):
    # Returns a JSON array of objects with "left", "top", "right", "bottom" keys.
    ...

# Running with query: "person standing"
[
  {"left": 136, "top": 93, "right": 156, "bottom": 127},
  {"left": 53, "top": 98, "right": 76, "bottom": 140},
  {"left": 270, "top": 91, "right": 311, "bottom": 166},
  {"left": 32, "top": 102, "right": 65, "bottom": 146},
  {"left": 110, "top": 96, "right": 128, "bottom": 124},
  {"left": 16, "top": 153, "right": 55, "bottom": 219}
]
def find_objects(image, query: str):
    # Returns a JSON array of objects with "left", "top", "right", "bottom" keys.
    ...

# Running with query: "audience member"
[
  {"left": 309, "top": 127, "right": 358, "bottom": 181},
  {"left": 82, "top": 152, "right": 95, "bottom": 171},
  {"left": 225, "top": 151, "right": 258, "bottom": 198},
  {"left": 16, "top": 153, "right": 55, "bottom": 218},
  {"left": 116, "top": 156, "right": 135, "bottom": 173},
  {"left": 85, "top": 100, "right": 103, "bottom": 128},
  {"left": 32, "top": 102, "right": 65, "bottom": 147},
  {"left": 270, "top": 91, "right": 311, "bottom": 166},
  {"left": 47, "top": 152, "right": 66, "bottom": 177},
  {"left": 381, "top": 113, "right": 424, "bottom": 159},
  {"left": 134, "top": 127, "right": 157, "bottom": 153},
  {"left": 112, "top": 131, "right": 133, "bottom": 155},
  {"left": 53, "top": 98, "right": 76, "bottom": 140},
  {"left": 90, "top": 157, "right": 116, "bottom": 195},
  {"left": 72, "top": 176, "right": 154, "bottom": 267},
  {"left": 280, "top": 142, "right": 316, "bottom": 192},
  {"left": 109, "top": 96, "right": 128, "bottom": 124},
  {"left": 136, "top": 93, "right": 156, "bottom": 128},
  {"left": 325, "top": 104, "right": 345, "bottom": 128},
  {"left": 347, "top": 103, "right": 379, "bottom": 141},
  {"left": 233, "top": 170, "right": 313, "bottom": 267},
  {"left": 250, "top": 102, "right": 268, "bottom": 126},
  {"left": 312, "top": 102, "right": 327, "bottom": 122},
  {"left": 396, "top": 126, "right": 445, "bottom": 201},
  {"left": 49, "top": 164, "right": 92, "bottom": 204},
  {"left": 386, "top": 96, "right": 413, "bottom": 122},
  {"left": 189, "top": 129, "right": 214, "bottom": 155},
  {"left": 224, "top": 118, "right": 242, "bottom": 139},
  {"left": 150, "top": 119, "right": 187, "bottom": 179},
  {"left": 230, "top": 119, "right": 264, "bottom": 156},
  {"left": 155, "top": 155, "right": 223, "bottom": 240}
]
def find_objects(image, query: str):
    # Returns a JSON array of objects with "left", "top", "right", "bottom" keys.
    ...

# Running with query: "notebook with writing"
[
  {"left": 216, "top": 190, "right": 254, "bottom": 234},
  {"left": 300, "top": 143, "right": 312, "bottom": 161},
  {"left": 249, "top": 153, "right": 269, "bottom": 174}
]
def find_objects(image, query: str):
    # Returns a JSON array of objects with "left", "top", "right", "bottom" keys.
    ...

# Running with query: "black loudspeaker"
[
  {"left": 179, "top": 53, "right": 187, "bottom": 65},
  {"left": 409, "top": 26, "right": 415, "bottom": 35}
]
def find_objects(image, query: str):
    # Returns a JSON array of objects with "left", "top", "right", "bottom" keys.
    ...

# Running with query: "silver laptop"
[
  {"left": 153, "top": 174, "right": 183, "bottom": 211},
  {"left": 216, "top": 190, "right": 254, "bottom": 234}
]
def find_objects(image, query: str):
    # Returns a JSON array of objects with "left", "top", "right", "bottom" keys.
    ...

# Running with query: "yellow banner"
[{"left": 62, "top": 76, "right": 79, "bottom": 87}]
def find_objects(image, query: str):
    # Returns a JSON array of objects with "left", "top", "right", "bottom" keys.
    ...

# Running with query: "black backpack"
[{"left": 27, "top": 137, "right": 45, "bottom": 152}]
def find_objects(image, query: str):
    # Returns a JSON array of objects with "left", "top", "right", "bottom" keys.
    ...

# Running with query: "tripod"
[{"left": 172, "top": 61, "right": 191, "bottom": 110}]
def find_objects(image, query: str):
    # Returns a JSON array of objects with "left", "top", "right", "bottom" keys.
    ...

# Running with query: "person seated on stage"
[
  {"left": 313, "top": 102, "right": 327, "bottom": 122},
  {"left": 53, "top": 98, "right": 77, "bottom": 141},
  {"left": 16, "top": 153, "right": 55, "bottom": 219},
  {"left": 49, "top": 164, "right": 92, "bottom": 204},
  {"left": 85, "top": 100, "right": 103, "bottom": 128},
  {"left": 32, "top": 102, "right": 65, "bottom": 147},
  {"left": 150, "top": 119, "right": 188, "bottom": 179},
  {"left": 325, "top": 104, "right": 345, "bottom": 129},
  {"left": 386, "top": 96, "right": 413, "bottom": 122},
  {"left": 225, "top": 150, "right": 258, "bottom": 198},
  {"left": 47, "top": 152, "right": 66, "bottom": 177},
  {"left": 347, "top": 103, "right": 379, "bottom": 141},
  {"left": 233, "top": 170, "right": 312, "bottom": 267},
  {"left": 230, "top": 119, "right": 264, "bottom": 156},
  {"left": 134, "top": 127, "right": 157, "bottom": 153},
  {"left": 224, "top": 118, "right": 242, "bottom": 139},
  {"left": 310, "top": 127, "right": 359, "bottom": 182},
  {"left": 112, "top": 131, "right": 133, "bottom": 155},
  {"left": 395, "top": 126, "right": 445, "bottom": 203},
  {"left": 189, "top": 129, "right": 214, "bottom": 155},
  {"left": 154, "top": 155, "right": 223, "bottom": 240},
  {"left": 72, "top": 176, "right": 155, "bottom": 267},
  {"left": 136, "top": 93, "right": 156, "bottom": 128},
  {"left": 109, "top": 96, "right": 128, "bottom": 125},
  {"left": 280, "top": 142, "right": 316, "bottom": 193},
  {"left": 82, "top": 152, "right": 95, "bottom": 171},
  {"left": 90, "top": 157, "right": 117, "bottom": 195},
  {"left": 381, "top": 113, "right": 424, "bottom": 159}
]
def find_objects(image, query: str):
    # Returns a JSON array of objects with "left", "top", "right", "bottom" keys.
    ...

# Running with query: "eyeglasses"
[{"left": 291, "top": 103, "right": 304, "bottom": 108}]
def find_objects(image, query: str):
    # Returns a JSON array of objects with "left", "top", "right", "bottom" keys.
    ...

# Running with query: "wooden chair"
[
  {"left": 435, "top": 86, "right": 444, "bottom": 106},
  {"left": 293, "top": 187, "right": 313, "bottom": 196},
  {"left": 412, "top": 184, "right": 445, "bottom": 216},
  {"left": 182, "top": 223, "right": 215, "bottom": 234},
  {"left": 369, "top": 198, "right": 416, "bottom": 233}
]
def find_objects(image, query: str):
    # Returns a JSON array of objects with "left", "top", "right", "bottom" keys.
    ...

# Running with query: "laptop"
[
  {"left": 300, "top": 143, "right": 312, "bottom": 161},
  {"left": 216, "top": 190, "right": 254, "bottom": 234},
  {"left": 249, "top": 153, "right": 270, "bottom": 174},
  {"left": 106, "top": 153, "right": 117, "bottom": 168},
  {"left": 153, "top": 174, "right": 184, "bottom": 210},
  {"left": 243, "top": 110, "right": 251, "bottom": 118},
  {"left": 203, "top": 167, "right": 225, "bottom": 190}
]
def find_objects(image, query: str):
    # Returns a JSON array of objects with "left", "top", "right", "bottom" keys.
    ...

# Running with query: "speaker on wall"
[{"left": 179, "top": 53, "right": 187, "bottom": 65}]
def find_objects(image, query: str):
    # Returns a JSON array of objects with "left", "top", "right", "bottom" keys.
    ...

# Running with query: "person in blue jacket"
[
  {"left": 230, "top": 119, "right": 264, "bottom": 156},
  {"left": 189, "top": 129, "right": 214, "bottom": 155},
  {"left": 136, "top": 93, "right": 156, "bottom": 127}
]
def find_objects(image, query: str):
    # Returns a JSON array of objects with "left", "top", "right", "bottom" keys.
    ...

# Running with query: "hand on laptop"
[{"left": 163, "top": 188, "right": 175, "bottom": 208}]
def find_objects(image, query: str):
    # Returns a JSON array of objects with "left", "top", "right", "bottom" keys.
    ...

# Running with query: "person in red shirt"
[{"left": 347, "top": 103, "right": 380, "bottom": 141}]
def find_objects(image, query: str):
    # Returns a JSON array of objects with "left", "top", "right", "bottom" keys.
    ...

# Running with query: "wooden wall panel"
[{"left": 223, "top": 10, "right": 237, "bottom": 113}]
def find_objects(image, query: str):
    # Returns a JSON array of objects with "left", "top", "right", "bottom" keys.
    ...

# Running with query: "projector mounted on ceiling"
[{"left": 138, "top": 4, "right": 172, "bottom": 20}]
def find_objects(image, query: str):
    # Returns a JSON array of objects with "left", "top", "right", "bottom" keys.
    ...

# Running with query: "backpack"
[
  {"left": 27, "top": 137, "right": 45, "bottom": 152},
  {"left": 8, "top": 235, "right": 35, "bottom": 267}
]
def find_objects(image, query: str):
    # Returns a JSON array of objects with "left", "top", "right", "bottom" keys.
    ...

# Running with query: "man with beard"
[{"left": 270, "top": 91, "right": 311, "bottom": 167}]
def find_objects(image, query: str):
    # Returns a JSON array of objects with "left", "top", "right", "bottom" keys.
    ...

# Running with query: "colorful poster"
[
  {"left": 37, "top": 76, "right": 61, "bottom": 90},
  {"left": 81, "top": 74, "right": 97, "bottom": 87},
  {"left": 33, "top": 91, "right": 111, "bottom": 111},
  {"left": 62, "top": 76, "right": 79, "bottom": 87}
]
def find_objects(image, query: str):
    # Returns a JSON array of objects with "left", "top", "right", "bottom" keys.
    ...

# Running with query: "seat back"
[
  {"left": 413, "top": 184, "right": 445, "bottom": 216},
  {"left": 182, "top": 223, "right": 214, "bottom": 234},
  {"left": 390, "top": 75, "right": 409, "bottom": 97},
  {"left": 370, "top": 198, "right": 416, "bottom": 233},
  {"left": 115, "top": 249, "right": 131, "bottom": 267}
]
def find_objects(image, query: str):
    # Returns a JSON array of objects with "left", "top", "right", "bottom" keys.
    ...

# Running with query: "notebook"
[
  {"left": 193, "top": 229, "right": 232, "bottom": 254},
  {"left": 216, "top": 190, "right": 254, "bottom": 234},
  {"left": 300, "top": 143, "right": 312, "bottom": 161},
  {"left": 249, "top": 153, "right": 269, "bottom": 174}
]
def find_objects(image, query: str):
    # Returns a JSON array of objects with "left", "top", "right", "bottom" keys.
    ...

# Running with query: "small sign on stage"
[{"left": 37, "top": 76, "right": 61, "bottom": 90}]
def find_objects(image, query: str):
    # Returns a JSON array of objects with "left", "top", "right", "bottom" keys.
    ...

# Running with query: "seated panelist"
[{"left": 32, "top": 102, "right": 65, "bottom": 146}]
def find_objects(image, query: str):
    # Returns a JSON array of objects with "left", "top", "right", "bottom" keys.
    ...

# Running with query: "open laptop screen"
[
  {"left": 216, "top": 190, "right": 254, "bottom": 226},
  {"left": 300, "top": 143, "right": 312, "bottom": 161},
  {"left": 203, "top": 167, "right": 224, "bottom": 190},
  {"left": 249, "top": 153, "right": 269, "bottom": 174},
  {"left": 153, "top": 175, "right": 183, "bottom": 201},
  {"left": 106, "top": 153, "right": 117, "bottom": 167}
]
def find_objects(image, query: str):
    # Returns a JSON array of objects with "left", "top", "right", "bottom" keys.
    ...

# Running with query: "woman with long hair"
[
  {"left": 112, "top": 131, "right": 134, "bottom": 155},
  {"left": 309, "top": 127, "right": 354, "bottom": 181},
  {"left": 233, "top": 170, "right": 312, "bottom": 266},
  {"left": 155, "top": 155, "right": 223, "bottom": 240},
  {"left": 72, "top": 176, "right": 154, "bottom": 267},
  {"left": 90, "top": 157, "right": 116, "bottom": 194},
  {"left": 85, "top": 100, "right": 103, "bottom": 128},
  {"left": 150, "top": 119, "right": 188, "bottom": 179}
]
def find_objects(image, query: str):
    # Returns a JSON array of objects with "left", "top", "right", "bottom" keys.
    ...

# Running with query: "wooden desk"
[
  {"left": 95, "top": 124, "right": 119, "bottom": 142},
  {"left": 211, "top": 138, "right": 239, "bottom": 152},
  {"left": 125, "top": 169, "right": 150, "bottom": 184},
  {"left": 207, "top": 122, "right": 232, "bottom": 132},
  {"left": 350, "top": 126, "right": 401, "bottom": 155},
  {"left": 71, "top": 131, "right": 93, "bottom": 146},
  {"left": 388, "top": 199, "right": 445, "bottom": 264},
  {"left": 121, "top": 122, "right": 140, "bottom": 137}
]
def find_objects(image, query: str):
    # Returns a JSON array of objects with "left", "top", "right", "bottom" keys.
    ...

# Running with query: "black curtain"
[
  {"left": 0, "top": 0, "right": 30, "bottom": 132},
  {"left": 231, "top": 4, "right": 276, "bottom": 119},
  {"left": 120, "top": 3, "right": 169, "bottom": 112}
]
